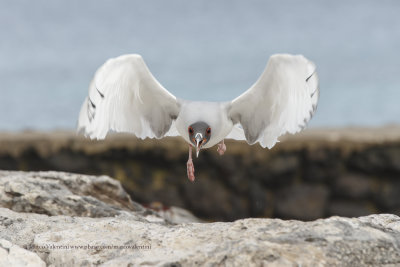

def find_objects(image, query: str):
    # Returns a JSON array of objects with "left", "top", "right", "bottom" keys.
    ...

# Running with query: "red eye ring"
[
  {"left": 188, "top": 126, "right": 194, "bottom": 134},
  {"left": 206, "top": 127, "right": 211, "bottom": 135}
]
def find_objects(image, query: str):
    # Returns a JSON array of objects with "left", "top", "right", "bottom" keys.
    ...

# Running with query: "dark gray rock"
[
  {"left": 348, "top": 145, "right": 400, "bottom": 174},
  {"left": 334, "top": 173, "right": 374, "bottom": 199},
  {"left": 377, "top": 181, "right": 400, "bottom": 209},
  {"left": 275, "top": 184, "right": 330, "bottom": 220},
  {"left": 2, "top": 130, "right": 400, "bottom": 221},
  {"left": 256, "top": 153, "right": 299, "bottom": 186},
  {"left": 303, "top": 148, "right": 342, "bottom": 183},
  {"left": 248, "top": 181, "right": 274, "bottom": 217},
  {"left": 182, "top": 176, "right": 249, "bottom": 221},
  {"left": 328, "top": 200, "right": 374, "bottom": 217}
]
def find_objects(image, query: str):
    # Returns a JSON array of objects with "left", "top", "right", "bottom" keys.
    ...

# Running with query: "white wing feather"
[
  {"left": 78, "top": 54, "right": 180, "bottom": 139},
  {"left": 225, "top": 124, "right": 246, "bottom": 140},
  {"left": 228, "top": 54, "right": 319, "bottom": 148}
]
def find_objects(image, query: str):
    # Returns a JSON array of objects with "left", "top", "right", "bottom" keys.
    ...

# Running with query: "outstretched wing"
[
  {"left": 227, "top": 54, "right": 319, "bottom": 148},
  {"left": 78, "top": 54, "right": 180, "bottom": 139}
]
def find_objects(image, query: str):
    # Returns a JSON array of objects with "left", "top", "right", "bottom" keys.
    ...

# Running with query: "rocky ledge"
[
  {"left": 1, "top": 171, "right": 400, "bottom": 266},
  {"left": 1, "top": 128, "right": 400, "bottom": 221}
]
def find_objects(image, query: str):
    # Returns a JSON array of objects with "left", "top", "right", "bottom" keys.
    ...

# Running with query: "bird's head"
[{"left": 188, "top": 121, "right": 211, "bottom": 157}]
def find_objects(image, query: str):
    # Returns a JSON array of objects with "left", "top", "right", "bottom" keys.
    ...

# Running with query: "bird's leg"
[
  {"left": 187, "top": 145, "right": 195, "bottom": 182},
  {"left": 217, "top": 139, "right": 226, "bottom": 156}
]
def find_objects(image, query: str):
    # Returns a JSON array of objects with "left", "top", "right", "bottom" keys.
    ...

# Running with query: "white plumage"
[
  {"left": 78, "top": 54, "right": 180, "bottom": 140},
  {"left": 228, "top": 54, "right": 319, "bottom": 148},
  {"left": 78, "top": 53, "right": 319, "bottom": 181}
]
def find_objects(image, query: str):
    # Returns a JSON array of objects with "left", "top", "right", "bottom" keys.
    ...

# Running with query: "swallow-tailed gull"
[{"left": 78, "top": 54, "right": 319, "bottom": 182}]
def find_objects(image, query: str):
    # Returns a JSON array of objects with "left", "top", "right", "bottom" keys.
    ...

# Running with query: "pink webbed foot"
[
  {"left": 217, "top": 140, "right": 226, "bottom": 156},
  {"left": 187, "top": 158, "right": 195, "bottom": 182},
  {"left": 187, "top": 145, "right": 195, "bottom": 182}
]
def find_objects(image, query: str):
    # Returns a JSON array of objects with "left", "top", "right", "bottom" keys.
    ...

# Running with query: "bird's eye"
[
  {"left": 188, "top": 127, "right": 194, "bottom": 134},
  {"left": 206, "top": 127, "right": 211, "bottom": 135}
]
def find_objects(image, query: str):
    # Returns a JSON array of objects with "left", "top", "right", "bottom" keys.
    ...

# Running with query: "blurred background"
[{"left": 0, "top": 0, "right": 399, "bottom": 221}]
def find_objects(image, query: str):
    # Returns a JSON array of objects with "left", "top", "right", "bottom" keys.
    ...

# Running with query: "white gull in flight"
[{"left": 78, "top": 54, "right": 319, "bottom": 182}]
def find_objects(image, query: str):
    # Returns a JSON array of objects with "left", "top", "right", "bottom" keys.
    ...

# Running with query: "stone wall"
[{"left": 0, "top": 127, "right": 399, "bottom": 221}]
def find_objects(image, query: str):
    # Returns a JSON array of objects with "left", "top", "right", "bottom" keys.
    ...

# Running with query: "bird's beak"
[{"left": 195, "top": 134, "right": 203, "bottom": 158}]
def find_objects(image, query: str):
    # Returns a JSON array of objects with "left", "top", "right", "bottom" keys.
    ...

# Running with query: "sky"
[{"left": 0, "top": 0, "right": 399, "bottom": 130}]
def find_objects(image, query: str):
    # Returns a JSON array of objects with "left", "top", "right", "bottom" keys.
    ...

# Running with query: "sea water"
[{"left": 0, "top": 0, "right": 399, "bottom": 131}]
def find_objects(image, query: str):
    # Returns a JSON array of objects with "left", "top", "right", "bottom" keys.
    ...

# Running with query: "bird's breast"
[{"left": 175, "top": 101, "right": 233, "bottom": 148}]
